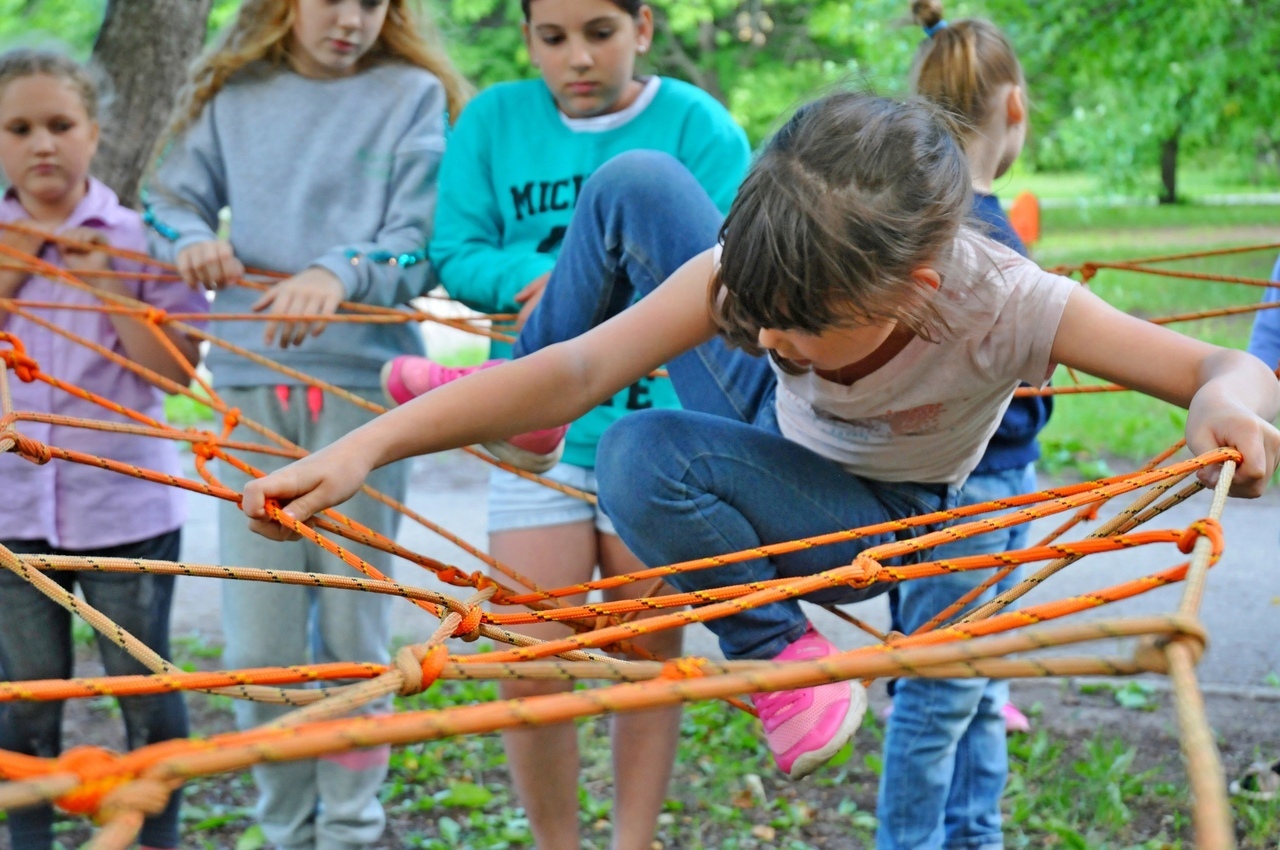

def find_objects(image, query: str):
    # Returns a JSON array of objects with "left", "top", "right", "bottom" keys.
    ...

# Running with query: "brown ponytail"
[{"left": 908, "top": 0, "right": 1022, "bottom": 131}]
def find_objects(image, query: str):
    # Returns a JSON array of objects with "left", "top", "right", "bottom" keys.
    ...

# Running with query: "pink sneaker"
[
  {"left": 380, "top": 356, "right": 567, "bottom": 473},
  {"left": 751, "top": 626, "right": 867, "bottom": 779},
  {"left": 1002, "top": 701, "right": 1031, "bottom": 734}
]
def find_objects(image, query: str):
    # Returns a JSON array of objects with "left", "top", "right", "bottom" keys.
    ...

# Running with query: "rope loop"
[
  {"left": 1132, "top": 618, "right": 1209, "bottom": 673},
  {"left": 1177, "top": 518, "right": 1224, "bottom": 556}
]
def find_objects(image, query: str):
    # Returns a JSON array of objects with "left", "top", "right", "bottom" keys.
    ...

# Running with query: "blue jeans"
[
  {"left": 515, "top": 151, "right": 955, "bottom": 660},
  {"left": 0, "top": 531, "right": 188, "bottom": 850},
  {"left": 877, "top": 463, "right": 1036, "bottom": 850}
]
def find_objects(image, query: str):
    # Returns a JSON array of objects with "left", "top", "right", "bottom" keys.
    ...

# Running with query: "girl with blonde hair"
[{"left": 146, "top": 2, "right": 467, "bottom": 847}]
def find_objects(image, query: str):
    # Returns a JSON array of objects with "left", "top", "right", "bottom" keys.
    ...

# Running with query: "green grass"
[
  {"left": 994, "top": 165, "right": 1280, "bottom": 203},
  {"left": 1022, "top": 202, "right": 1278, "bottom": 469}
]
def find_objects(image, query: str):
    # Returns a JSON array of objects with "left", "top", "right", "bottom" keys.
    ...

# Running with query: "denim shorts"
[{"left": 487, "top": 462, "right": 617, "bottom": 536}]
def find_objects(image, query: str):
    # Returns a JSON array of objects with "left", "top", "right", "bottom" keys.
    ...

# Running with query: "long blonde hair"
[{"left": 157, "top": 0, "right": 471, "bottom": 151}]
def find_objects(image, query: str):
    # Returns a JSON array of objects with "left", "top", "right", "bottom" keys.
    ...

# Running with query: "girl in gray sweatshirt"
[{"left": 146, "top": 2, "right": 469, "bottom": 848}]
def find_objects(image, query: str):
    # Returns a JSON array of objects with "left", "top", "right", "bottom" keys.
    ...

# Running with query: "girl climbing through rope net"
[{"left": 240, "top": 89, "right": 1280, "bottom": 800}]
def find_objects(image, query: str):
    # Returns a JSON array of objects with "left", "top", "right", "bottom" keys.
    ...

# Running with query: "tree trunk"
[
  {"left": 1158, "top": 130, "right": 1179, "bottom": 205},
  {"left": 90, "top": 0, "right": 214, "bottom": 207}
]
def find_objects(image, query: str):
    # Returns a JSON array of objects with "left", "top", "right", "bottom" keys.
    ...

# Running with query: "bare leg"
[
  {"left": 599, "top": 532, "right": 684, "bottom": 850},
  {"left": 491, "top": 522, "right": 598, "bottom": 850}
]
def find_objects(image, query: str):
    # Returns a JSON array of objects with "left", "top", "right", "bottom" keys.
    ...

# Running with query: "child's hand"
[
  {"left": 241, "top": 443, "right": 372, "bottom": 541},
  {"left": 60, "top": 226, "right": 112, "bottom": 275},
  {"left": 1186, "top": 386, "right": 1280, "bottom": 497},
  {"left": 177, "top": 239, "right": 244, "bottom": 290},
  {"left": 514, "top": 271, "right": 550, "bottom": 331},
  {"left": 252, "top": 267, "right": 345, "bottom": 349}
]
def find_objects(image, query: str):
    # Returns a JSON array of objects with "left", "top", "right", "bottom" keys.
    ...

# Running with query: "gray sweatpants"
[{"left": 216, "top": 385, "right": 407, "bottom": 850}]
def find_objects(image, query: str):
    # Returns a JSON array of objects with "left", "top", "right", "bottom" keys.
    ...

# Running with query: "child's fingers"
[{"left": 308, "top": 289, "right": 342, "bottom": 338}]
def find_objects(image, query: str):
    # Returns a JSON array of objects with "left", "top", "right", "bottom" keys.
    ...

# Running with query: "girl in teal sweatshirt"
[{"left": 388, "top": 2, "right": 748, "bottom": 848}]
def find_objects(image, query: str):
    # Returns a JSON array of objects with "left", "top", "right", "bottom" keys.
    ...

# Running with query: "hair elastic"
[{"left": 924, "top": 19, "right": 948, "bottom": 37}]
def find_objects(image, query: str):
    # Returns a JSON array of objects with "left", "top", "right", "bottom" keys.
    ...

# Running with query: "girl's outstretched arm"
[
  {"left": 1051, "top": 286, "right": 1280, "bottom": 497},
  {"left": 241, "top": 249, "right": 721, "bottom": 539}
]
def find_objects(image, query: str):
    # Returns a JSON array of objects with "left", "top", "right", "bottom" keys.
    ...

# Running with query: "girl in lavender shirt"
[{"left": 0, "top": 50, "right": 207, "bottom": 850}]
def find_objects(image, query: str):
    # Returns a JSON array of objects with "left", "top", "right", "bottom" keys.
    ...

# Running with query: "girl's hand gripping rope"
[
  {"left": 253, "top": 266, "right": 345, "bottom": 348},
  {"left": 1051, "top": 286, "right": 1280, "bottom": 499},
  {"left": 176, "top": 239, "right": 245, "bottom": 290},
  {"left": 59, "top": 226, "right": 111, "bottom": 274},
  {"left": 241, "top": 440, "right": 375, "bottom": 541}
]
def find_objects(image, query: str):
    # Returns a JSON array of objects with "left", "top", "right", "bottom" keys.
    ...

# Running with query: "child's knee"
[
  {"left": 584, "top": 150, "right": 698, "bottom": 210},
  {"left": 597, "top": 410, "right": 682, "bottom": 515}
]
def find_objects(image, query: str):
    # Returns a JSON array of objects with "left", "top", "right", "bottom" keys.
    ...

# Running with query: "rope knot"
[
  {"left": 844, "top": 554, "right": 882, "bottom": 589},
  {"left": 220, "top": 408, "right": 241, "bottom": 438},
  {"left": 0, "top": 339, "right": 40, "bottom": 383},
  {"left": 451, "top": 604, "right": 485, "bottom": 642},
  {"left": 1132, "top": 617, "right": 1209, "bottom": 673},
  {"left": 191, "top": 440, "right": 218, "bottom": 461},
  {"left": 0, "top": 430, "right": 51, "bottom": 464},
  {"left": 1079, "top": 264, "right": 1098, "bottom": 283},
  {"left": 52, "top": 746, "right": 129, "bottom": 816},
  {"left": 1177, "top": 518, "right": 1224, "bottom": 556},
  {"left": 142, "top": 307, "right": 168, "bottom": 325},
  {"left": 658, "top": 657, "right": 711, "bottom": 680},
  {"left": 394, "top": 643, "right": 448, "bottom": 696}
]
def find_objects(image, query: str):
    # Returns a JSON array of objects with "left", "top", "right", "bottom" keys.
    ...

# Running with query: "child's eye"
[
  {"left": 540, "top": 34, "right": 566, "bottom": 46},
  {"left": 360, "top": 0, "right": 384, "bottom": 10},
  {"left": 4, "top": 122, "right": 28, "bottom": 136},
  {"left": 50, "top": 120, "right": 74, "bottom": 133},
  {"left": 587, "top": 27, "right": 615, "bottom": 41}
]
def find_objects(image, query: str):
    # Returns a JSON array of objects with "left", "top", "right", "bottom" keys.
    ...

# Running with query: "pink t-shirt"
[
  {"left": 0, "top": 179, "right": 210, "bottom": 549},
  {"left": 764, "top": 234, "right": 1076, "bottom": 485}
]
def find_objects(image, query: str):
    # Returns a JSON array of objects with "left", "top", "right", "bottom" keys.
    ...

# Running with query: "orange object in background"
[{"left": 1008, "top": 190, "right": 1040, "bottom": 247}]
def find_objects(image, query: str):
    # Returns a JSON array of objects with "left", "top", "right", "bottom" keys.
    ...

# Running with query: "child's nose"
[
  {"left": 569, "top": 39, "right": 594, "bottom": 70},
  {"left": 30, "top": 129, "right": 56, "bottom": 152},
  {"left": 757, "top": 328, "right": 784, "bottom": 351},
  {"left": 336, "top": 0, "right": 362, "bottom": 29}
]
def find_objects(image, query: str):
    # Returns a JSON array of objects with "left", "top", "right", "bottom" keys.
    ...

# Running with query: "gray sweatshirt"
[{"left": 148, "top": 61, "right": 445, "bottom": 388}]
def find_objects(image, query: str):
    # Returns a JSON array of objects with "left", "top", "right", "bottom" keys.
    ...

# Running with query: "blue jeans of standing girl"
[{"left": 516, "top": 150, "right": 1009, "bottom": 845}]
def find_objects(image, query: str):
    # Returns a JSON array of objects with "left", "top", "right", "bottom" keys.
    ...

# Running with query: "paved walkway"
[{"left": 174, "top": 451, "right": 1280, "bottom": 690}]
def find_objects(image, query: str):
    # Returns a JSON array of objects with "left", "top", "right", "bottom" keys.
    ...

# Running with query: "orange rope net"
[{"left": 0, "top": 222, "right": 1272, "bottom": 850}]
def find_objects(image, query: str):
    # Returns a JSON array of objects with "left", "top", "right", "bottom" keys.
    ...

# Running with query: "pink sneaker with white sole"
[
  {"left": 751, "top": 625, "right": 867, "bottom": 779},
  {"left": 380, "top": 355, "right": 567, "bottom": 473}
]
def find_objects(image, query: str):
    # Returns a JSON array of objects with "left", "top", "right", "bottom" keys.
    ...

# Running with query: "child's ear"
[
  {"left": 1006, "top": 86, "right": 1026, "bottom": 127},
  {"left": 911, "top": 267, "right": 942, "bottom": 292},
  {"left": 87, "top": 120, "right": 100, "bottom": 154}
]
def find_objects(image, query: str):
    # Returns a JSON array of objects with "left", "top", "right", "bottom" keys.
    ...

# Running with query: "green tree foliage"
[{"left": 995, "top": 0, "right": 1280, "bottom": 199}]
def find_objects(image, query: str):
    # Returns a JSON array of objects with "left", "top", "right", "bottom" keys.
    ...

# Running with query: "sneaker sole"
[
  {"left": 787, "top": 680, "right": 869, "bottom": 780},
  {"left": 482, "top": 437, "right": 564, "bottom": 475}
]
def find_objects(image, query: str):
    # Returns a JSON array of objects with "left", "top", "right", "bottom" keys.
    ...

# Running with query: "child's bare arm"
[
  {"left": 1051, "top": 286, "right": 1280, "bottom": 497},
  {"left": 242, "top": 249, "right": 721, "bottom": 538}
]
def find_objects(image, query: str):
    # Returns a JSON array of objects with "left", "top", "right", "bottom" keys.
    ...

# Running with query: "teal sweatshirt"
[{"left": 430, "top": 76, "right": 749, "bottom": 468}]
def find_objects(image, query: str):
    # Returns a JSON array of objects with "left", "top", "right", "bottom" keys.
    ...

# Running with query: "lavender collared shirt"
[{"left": 0, "top": 178, "right": 209, "bottom": 549}]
